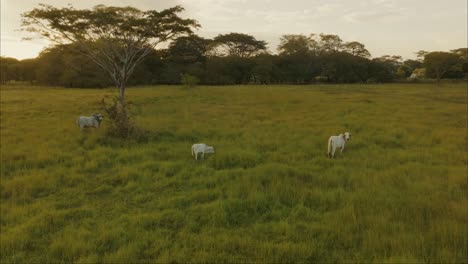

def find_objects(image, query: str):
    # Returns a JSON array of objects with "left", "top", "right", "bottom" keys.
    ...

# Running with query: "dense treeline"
[{"left": 1, "top": 33, "right": 467, "bottom": 87}]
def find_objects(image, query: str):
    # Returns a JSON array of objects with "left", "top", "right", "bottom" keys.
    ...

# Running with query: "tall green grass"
[{"left": 1, "top": 84, "right": 467, "bottom": 263}]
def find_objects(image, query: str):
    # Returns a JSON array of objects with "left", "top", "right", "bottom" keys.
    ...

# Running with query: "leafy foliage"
[
  {"left": 424, "top": 52, "right": 462, "bottom": 82},
  {"left": 100, "top": 95, "right": 134, "bottom": 138},
  {"left": 278, "top": 35, "right": 312, "bottom": 56},
  {"left": 9, "top": 22, "right": 468, "bottom": 86},
  {"left": 180, "top": 73, "right": 200, "bottom": 88},
  {"left": 213, "top": 33, "right": 267, "bottom": 58},
  {"left": 22, "top": 4, "right": 199, "bottom": 99}
]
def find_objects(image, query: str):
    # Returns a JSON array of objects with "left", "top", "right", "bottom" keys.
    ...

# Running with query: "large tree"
[
  {"left": 0, "top": 57, "right": 20, "bottom": 84},
  {"left": 167, "top": 35, "right": 212, "bottom": 63},
  {"left": 213, "top": 33, "right": 267, "bottom": 57},
  {"left": 450, "top": 48, "right": 468, "bottom": 78},
  {"left": 34, "top": 44, "right": 110, "bottom": 87},
  {"left": 317, "top": 34, "right": 343, "bottom": 54},
  {"left": 342, "top": 41, "right": 371, "bottom": 58},
  {"left": 415, "top": 50, "right": 429, "bottom": 61},
  {"left": 22, "top": 4, "right": 199, "bottom": 101},
  {"left": 277, "top": 34, "right": 312, "bottom": 55},
  {"left": 424, "top": 52, "right": 461, "bottom": 84}
]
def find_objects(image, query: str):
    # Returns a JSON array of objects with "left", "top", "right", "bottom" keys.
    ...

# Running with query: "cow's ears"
[{"left": 342, "top": 134, "right": 346, "bottom": 139}]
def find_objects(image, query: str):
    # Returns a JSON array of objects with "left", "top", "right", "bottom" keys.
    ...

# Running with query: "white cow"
[
  {"left": 76, "top": 113, "right": 103, "bottom": 131},
  {"left": 191, "top": 143, "right": 215, "bottom": 160},
  {"left": 327, "top": 132, "right": 351, "bottom": 158}
]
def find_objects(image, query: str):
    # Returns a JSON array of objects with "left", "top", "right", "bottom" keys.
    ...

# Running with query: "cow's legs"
[
  {"left": 331, "top": 146, "right": 337, "bottom": 158},
  {"left": 202, "top": 152, "right": 205, "bottom": 160}
]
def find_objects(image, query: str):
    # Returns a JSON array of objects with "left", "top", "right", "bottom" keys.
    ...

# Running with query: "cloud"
[
  {"left": 340, "top": 0, "right": 408, "bottom": 24},
  {"left": 343, "top": 9, "right": 407, "bottom": 24},
  {"left": 1, "top": 0, "right": 466, "bottom": 59}
]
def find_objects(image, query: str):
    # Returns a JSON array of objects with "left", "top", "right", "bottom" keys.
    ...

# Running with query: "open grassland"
[{"left": 1, "top": 83, "right": 467, "bottom": 263}]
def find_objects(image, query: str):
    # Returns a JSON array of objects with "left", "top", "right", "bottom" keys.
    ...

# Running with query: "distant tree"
[
  {"left": 451, "top": 48, "right": 468, "bottom": 78},
  {"left": 251, "top": 54, "right": 276, "bottom": 84},
  {"left": 35, "top": 44, "right": 109, "bottom": 87},
  {"left": 22, "top": 4, "right": 199, "bottom": 102},
  {"left": 167, "top": 35, "right": 212, "bottom": 63},
  {"left": 450, "top": 48, "right": 468, "bottom": 56},
  {"left": 378, "top": 55, "right": 402, "bottom": 69},
  {"left": 126, "top": 49, "right": 166, "bottom": 85},
  {"left": 276, "top": 34, "right": 317, "bottom": 83},
  {"left": 203, "top": 57, "right": 236, "bottom": 85},
  {"left": 277, "top": 34, "right": 311, "bottom": 55},
  {"left": 276, "top": 53, "right": 319, "bottom": 84},
  {"left": 366, "top": 55, "right": 402, "bottom": 82},
  {"left": 213, "top": 33, "right": 267, "bottom": 57},
  {"left": 320, "top": 52, "right": 369, "bottom": 83},
  {"left": 0, "top": 57, "right": 20, "bottom": 84},
  {"left": 318, "top": 34, "right": 343, "bottom": 54},
  {"left": 34, "top": 46, "right": 65, "bottom": 86},
  {"left": 403, "top": 59, "right": 423, "bottom": 71},
  {"left": 396, "top": 59, "right": 422, "bottom": 78},
  {"left": 225, "top": 56, "right": 256, "bottom": 84},
  {"left": 368, "top": 59, "right": 395, "bottom": 82},
  {"left": 164, "top": 35, "right": 211, "bottom": 82},
  {"left": 180, "top": 73, "right": 199, "bottom": 88},
  {"left": 424, "top": 52, "right": 461, "bottom": 84},
  {"left": 415, "top": 50, "right": 429, "bottom": 61},
  {"left": 342, "top": 41, "right": 371, "bottom": 58},
  {"left": 396, "top": 65, "right": 411, "bottom": 78},
  {"left": 19, "top": 59, "right": 38, "bottom": 84}
]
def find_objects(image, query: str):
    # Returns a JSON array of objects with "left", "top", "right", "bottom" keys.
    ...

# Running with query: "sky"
[{"left": 1, "top": 0, "right": 466, "bottom": 60}]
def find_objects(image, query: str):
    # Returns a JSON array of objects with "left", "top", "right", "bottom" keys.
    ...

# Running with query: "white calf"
[
  {"left": 76, "top": 113, "right": 103, "bottom": 131},
  {"left": 191, "top": 143, "right": 215, "bottom": 160},
  {"left": 327, "top": 132, "right": 351, "bottom": 158}
]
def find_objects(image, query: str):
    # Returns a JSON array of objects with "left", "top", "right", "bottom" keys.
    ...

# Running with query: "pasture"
[{"left": 0, "top": 83, "right": 467, "bottom": 263}]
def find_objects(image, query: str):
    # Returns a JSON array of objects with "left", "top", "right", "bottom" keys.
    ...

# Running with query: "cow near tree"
[{"left": 22, "top": 4, "right": 199, "bottom": 137}]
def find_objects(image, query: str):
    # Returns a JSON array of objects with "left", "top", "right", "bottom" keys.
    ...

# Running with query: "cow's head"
[
  {"left": 343, "top": 132, "right": 351, "bottom": 142},
  {"left": 93, "top": 113, "right": 103, "bottom": 122},
  {"left": 205, "top": 146, "right": 215, "bottom": 153}
]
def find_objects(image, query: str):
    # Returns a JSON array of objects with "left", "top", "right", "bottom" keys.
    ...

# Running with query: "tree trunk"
[
  {"left": 117, "top": 82, "right": 128, "bottom": 119},
  {"left": 118, "top": 84, "right": 125, "bottom": 102}
]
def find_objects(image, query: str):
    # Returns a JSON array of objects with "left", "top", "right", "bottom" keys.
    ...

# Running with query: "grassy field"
[{"left": 0, "top": 83, "right": 467, "bottom": 263}]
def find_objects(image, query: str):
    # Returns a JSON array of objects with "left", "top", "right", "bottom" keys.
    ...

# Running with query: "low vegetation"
[{"left": 1, "top": 84, "right": 466, "bottom": 263}]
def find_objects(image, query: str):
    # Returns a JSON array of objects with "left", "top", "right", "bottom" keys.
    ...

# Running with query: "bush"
[
  {"left": 314, "top": 76, "right": 329, "bottom": 82},
  {"left": 180, "top": 73, "right": 200, "bottom": 88},
  {"left": 100, "top": 96, "right": 135, "bottom": 138}
]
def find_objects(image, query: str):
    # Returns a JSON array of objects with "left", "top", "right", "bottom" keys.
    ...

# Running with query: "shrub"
[
  {"left": 314, "top": 76, "right": 329, "bottom": 82},
  {"left": 180, "top": 73, "right": 200, "bottom": 88},
  {"left": 100, "top": 96, "right": 135, "bottom": 138}
]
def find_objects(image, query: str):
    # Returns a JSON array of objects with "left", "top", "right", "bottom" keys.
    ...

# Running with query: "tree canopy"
[
  {"left": 424, "top": 52, "right": 462, "bottom": 83},
  {"left": 342, "top": 41, "right": 371, "bottom": 58},
  {"left": 167, "top": 35, "right": 211, "bottom": 63},
  {"left": 278, "top": 35, "right": 312, "bottom": 56},
  {"left": 22, "top": 4, "right": 199, "bottom": 100},
  {"left": 6, "top": 13, "right": 467, "bottom": 87},
  {"left": 213, "top": 33, "right": 267, "bottom": 58}
]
